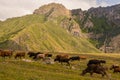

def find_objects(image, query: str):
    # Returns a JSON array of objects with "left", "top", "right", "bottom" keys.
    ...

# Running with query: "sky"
[{"left": 0, "top": 0, "right": 120, "bottom": 21}]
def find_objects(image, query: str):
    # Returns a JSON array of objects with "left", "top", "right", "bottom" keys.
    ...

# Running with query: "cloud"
[
  {"left": 97, "top": 0, "right": 109, "bottom": 7},
  {"left": 0, "top": 0, "right": 109, "bottom": 20}
]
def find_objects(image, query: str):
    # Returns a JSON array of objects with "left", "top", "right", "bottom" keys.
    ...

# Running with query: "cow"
[
  {"left": 27, "top": 51, "right": 43, "bottom": 58},
  {"left": 69, "top": 56, "right": 80, "bottom": 61},
  {"left": 87, "top": 59, "right": 106, "bottom": 66},
  {"left": 79, "top": 56, "right": 87, "bottom": 60},
  {"left": 54, "top": 54, "right": 70, "bottom": 65},
  {"left": 14, "top": 51, "right": 26, "bottom": 59},
  {"left": 33, "top": 53, "right": 45, "bottom": 61},
  {"left": 0, "top": 49, "right": 13, "bottom": 58},
  {"left": 110, "top": 65, "right": 120, "bottom": 73},
  {"left": 28, "top": 51, "right": 52, "bottom": 61},
  {"left": 55, "top": 54, "right": 69, "bottom": 59},
  {"left": 81, "top": 64, "right": 108, "bottom": 77},
  {"left": 45, "top": 53, "right": 52, "bottom": 57}
]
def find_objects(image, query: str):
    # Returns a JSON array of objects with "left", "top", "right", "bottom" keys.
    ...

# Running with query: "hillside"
[
  {"left": 71, "top": 4, "right": 120, "bottom": 53},
  {"left": 0, "top": 3, "right": 99, "bottom": 53}
]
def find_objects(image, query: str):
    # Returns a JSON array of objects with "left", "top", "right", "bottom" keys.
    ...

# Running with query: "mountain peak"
[{"left": 33, "top": 3, "right": 71, "bottom": 18}]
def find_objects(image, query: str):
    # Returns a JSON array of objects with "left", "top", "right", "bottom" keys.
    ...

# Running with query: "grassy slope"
[
  {"left": 0, "top": 53, "right": 120, "bottom": 80},
  {"left": 0, "top": 14, "right": 99, "bottom": 53}
]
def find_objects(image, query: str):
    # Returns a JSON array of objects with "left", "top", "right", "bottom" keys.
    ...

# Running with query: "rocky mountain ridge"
[{"left": 71, "top": 4, "right": 120, "bottom": 52}]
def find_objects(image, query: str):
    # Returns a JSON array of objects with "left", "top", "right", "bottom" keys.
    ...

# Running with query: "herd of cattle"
[{"left": 0, "top": 49, "right": 120, "bottom": 78}]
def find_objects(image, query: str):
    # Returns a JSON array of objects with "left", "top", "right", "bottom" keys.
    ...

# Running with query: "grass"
[{"left": 0, "top": 53, "right": 120, "bottom": 80}]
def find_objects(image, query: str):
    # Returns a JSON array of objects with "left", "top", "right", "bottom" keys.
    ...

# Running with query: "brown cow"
[
  {"left": 33, "top": 53, "right": 45, "bottom": 60},
  {"left": 0, "top": 49, "right": 13, "bottom": 58},
  {"left": 110, "top": 65, "right": 120, "bottom": 73},
  {"left": 54, "top": 54, "right": 70, "bottom": 65},
  {"left": 45, "top": 53, "right": 52, "bottom": 57},
  {"left": 31, "top": 52, "right": 52, "bottom": 61},
  {"left": 14, "top": 51, "right": 26, "bottom": 59},
  {"left": 79, "top": 56, "right": 87, "bottom": 60},
  {"left": 55, "top": 54, "right": 69, "bottom": 59}
]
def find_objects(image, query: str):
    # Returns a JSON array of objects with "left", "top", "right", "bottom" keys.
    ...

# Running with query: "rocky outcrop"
[
  {"left": 33, "top": 3, "right": 71, "bottom": 19},
  {"left": 109, "top": 35, "right": 120, "bottom": 52},
  {"left": 88, "top": 4, "right": 120, "bottom": 28},
  {"left": 60, "top": 18, "right": 82, "bottom": 37},
  {"left": 33, "top": 3, "right": 83, "bottom": 37}
]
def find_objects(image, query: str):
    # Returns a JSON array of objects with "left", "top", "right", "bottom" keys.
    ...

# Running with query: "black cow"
[
  {"left": 45, "top": 53, "right": 52, "bottom": 57},
  {"left": 27, "top": 51, "right": 43, "bottom": 58},
  {"left": 87, "top": 59, "right": 106, "bottom": 66},
  {"left": 81, "top": 64, "right": 108, "bottom": 77},
  {"left": 69, "top": 56, "right": 80, "bottom": 61}
]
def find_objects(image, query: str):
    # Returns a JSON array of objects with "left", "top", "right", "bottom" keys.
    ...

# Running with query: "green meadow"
[{"left": 0, "top": 53, "right": 120, "bottom": 80}]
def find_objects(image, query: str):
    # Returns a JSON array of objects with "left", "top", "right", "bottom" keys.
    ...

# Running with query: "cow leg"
[
  {"left": 15, "top": 56, "right": 16, "bottom": 59},
  {"left": 42, "top": 57, "right": 45, "bottom": 61},
  {"left": 3, "top": 56, "right": 5, "bottom": 60},
  {"left": 67, "top": 61, "right": 70, "bottom": 66},
  {"left": 2, "top": 56, "right": 6, "bottom": 61},
  {"left": 20, "top": 56, "right": 22, "bottom": 59},
  {"left": 9, "top": 56, "right": 11, "bottom": 59},
  {"left": 23, "top": 55, "right": 25, "bottom": 58},
  {"left": 100, "top": 71, "right": 107, "bottom": 77},
  {"left": 67, "top": 61, "right": 71, "bottom": 69},
  {"left": 61, "top": 62, "right": 63, "bottom": 65},
  {"left": 3, "top": 55, "right": 6, "bottom": 59},
  {"left": 104, "top": 71, "right": 109, "bottom": 77},
  {"left": 81, "top": 69, "right": 88, "bottom": 76},
  {"left": 90, "top": 71, "right": 93, "bottom": 77},
  {"left": 101, "top": 72, "right": 105, "bottom": 77},
  {"left": 113, "top": 70, "right": 116, "bottom": 73}
]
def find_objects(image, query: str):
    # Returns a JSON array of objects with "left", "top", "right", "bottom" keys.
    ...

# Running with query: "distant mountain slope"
[
  {"left": 71, "top": 4, "right": 120, "bottom": 52},
  {"left": 0, "top": 3, "right": 99, "bottom": 53}
]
